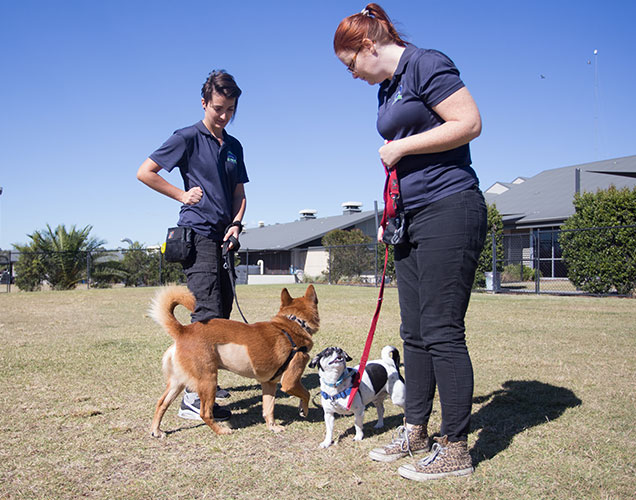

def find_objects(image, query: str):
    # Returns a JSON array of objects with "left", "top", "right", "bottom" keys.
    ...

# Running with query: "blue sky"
[{"left": 1, "top": 0, "right": 635, "bottom": 249}]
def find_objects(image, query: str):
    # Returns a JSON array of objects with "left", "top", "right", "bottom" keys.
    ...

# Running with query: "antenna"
[{"left": 592, "top": 49, "right": 600, "bottom": 160}]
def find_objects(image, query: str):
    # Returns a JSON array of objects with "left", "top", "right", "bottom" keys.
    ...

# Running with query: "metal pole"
[
  {"left": 86, "top": 251, "right": 91, "bottom": 290},
  {"left": 535, "top": 229, "right": 540, "bottom": 294},
  {"left": 374, "top": 200, "right": 379, "bottom": 286},
  {"left": 491, "top": 230, "right": 498, "bottom": 292}
]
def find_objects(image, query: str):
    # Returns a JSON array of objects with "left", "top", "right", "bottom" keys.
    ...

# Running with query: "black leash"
[
  {"left": 222, "top": 229, "right": 304, "bottom": 380},
  {"left": 222, "top": 235, "right": 248, "bottom": 324}
]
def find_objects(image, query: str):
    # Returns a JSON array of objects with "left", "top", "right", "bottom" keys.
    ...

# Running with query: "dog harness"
[
  {"left": 321, "top": 386, "right": 352, "bottom": 402},
  {"left": 269, "top": 330, "right": 307, "bottom": 381}
]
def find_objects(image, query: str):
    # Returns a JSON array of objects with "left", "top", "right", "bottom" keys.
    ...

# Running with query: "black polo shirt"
[
  {"left": 377, "top": 44, "right": 478, "bottom": 211},
  {"left": 150, "top": 121, "right": 249, "bottom": 240}
]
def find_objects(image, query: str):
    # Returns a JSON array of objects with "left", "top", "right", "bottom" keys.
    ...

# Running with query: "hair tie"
[{"left": 360, "top": 8, "right": 370, "bottom": 16}]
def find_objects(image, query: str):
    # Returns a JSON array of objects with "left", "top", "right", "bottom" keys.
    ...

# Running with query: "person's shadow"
[{"left": 470, "top": 380, "right": 582, "bottom": 466}]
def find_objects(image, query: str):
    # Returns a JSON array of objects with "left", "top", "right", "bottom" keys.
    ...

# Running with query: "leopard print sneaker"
[
  {"left": 398, "top": 436, "right": 473, "bottom": 481},
  {"left": 368, "top": 423, "right": 431, "bottom": 463}
]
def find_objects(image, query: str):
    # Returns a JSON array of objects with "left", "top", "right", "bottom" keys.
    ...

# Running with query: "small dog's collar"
[
  {"left": 321, "top": 386, "right": 352, "bottom": 402},
  {"left": 322, "top": 367, "right": 355, "bottom": 388},
  {"left": 286, "top": 314, "right": 314, "bottom": 334}
]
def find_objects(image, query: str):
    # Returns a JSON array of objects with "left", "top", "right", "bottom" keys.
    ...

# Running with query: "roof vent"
[
  {"left": 342, "top": 201, "right": 362, "bottom": 214},
  {"left": 299, "top": 209, "right": 317, "bottom": 220}
]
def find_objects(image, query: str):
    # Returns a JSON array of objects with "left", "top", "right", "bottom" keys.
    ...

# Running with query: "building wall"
[{"left": 301, "top": 247, "right": 329, "bottom": 278}]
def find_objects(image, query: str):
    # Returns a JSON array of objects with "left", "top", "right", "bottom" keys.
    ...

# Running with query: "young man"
[{"left": 137, "top": 70, "right": 248, "bottom": 421}]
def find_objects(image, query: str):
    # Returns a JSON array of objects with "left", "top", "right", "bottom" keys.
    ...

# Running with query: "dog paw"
[
  {"left": 215, "top": 425, "right": 233, "bottom": 436},
  {"left": 353, "top": 434, "right": 364, "bottom": 442},
  {"left": 151, "top": 430, "right": 165, "bottom": 439},
  {"left": 373, "top": 422, "right": 384, "bottom": 429},
  {"left": 268, "top": 423, "right": 285, "bottom": 433},
  {"left": 298, "top": 401, "right": 309, "bottom": 418},
  {"left": 319, "top": 440, "right": 333, "bottom": 448}
]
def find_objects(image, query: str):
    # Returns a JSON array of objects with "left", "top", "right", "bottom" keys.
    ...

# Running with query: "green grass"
[{"left": 1, "top": 285, "right": 635, "bottom": 499}]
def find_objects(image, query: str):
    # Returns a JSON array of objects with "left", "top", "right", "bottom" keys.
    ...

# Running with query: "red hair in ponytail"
[{"left": 333, "top": 3, "right": 407, "bottom": 54}]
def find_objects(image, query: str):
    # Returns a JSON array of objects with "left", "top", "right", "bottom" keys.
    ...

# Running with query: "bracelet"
[{"left": 229, "top": 221, "right": 243, "bottom": 232}]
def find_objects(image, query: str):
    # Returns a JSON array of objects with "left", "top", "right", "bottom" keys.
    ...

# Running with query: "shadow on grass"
[
  {"left": 470, "top": 380, "right": 582, "bottom": 466},
  {"left": 157, "top": 372, "right": 326, "bottom": 435}
]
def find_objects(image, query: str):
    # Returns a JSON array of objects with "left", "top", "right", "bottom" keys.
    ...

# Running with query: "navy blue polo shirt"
[
  {"left": 377, "top": 44, "right": 478, "bottom": 211},
  {"left": 150, "top": 121, "right": 249, "bottom": 240}
]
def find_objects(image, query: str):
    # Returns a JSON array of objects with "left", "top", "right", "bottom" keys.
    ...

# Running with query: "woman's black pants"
[{"left": 394, "top": 187, "right": 487, "bottom": 442}]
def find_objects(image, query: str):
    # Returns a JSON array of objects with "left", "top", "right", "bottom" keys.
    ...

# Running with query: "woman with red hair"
[{"left": 334, "top": 4, "right": 487, "bottom": 481}]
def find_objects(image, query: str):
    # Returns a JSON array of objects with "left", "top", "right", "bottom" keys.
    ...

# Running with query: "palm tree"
[{"left": 15, "top": 224, "right": 105, "bottom": 290}]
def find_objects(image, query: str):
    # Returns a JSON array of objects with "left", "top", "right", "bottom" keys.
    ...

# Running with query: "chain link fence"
[
  {"left": 0, "top": 248, "right": 186, "bottom": 292},
  {"left": 489, "top": 224, "right": 636, "bottom": 296},
  {"left": 2, "top": 225, "right": 635, "bottom": 296}
]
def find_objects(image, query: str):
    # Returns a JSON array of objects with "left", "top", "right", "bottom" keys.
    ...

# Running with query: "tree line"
[{"left": 5, "top": 224, "right": 184, "bottom": 291}]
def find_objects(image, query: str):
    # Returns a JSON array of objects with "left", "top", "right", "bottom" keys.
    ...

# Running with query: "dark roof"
[
  {"left": 239, "top": 210, "right": 377, "bottom": 251},
  {"left": 484, "top": 155, "right": 636, "bottom": 228}
]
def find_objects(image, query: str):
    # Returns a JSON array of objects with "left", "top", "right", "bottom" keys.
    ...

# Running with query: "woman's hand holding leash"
[{"left": 379, "top": 139, "right": 404, "bottom": 168}]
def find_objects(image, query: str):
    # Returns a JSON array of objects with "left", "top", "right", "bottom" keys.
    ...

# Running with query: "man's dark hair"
[{"left": 201, "top": 70, "right": 242, "bottom": 119}]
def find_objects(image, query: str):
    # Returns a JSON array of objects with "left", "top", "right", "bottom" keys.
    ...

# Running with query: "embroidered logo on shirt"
[
  {"left": 393, "top": 84, "right": 403, "bottom": 104},
  {"left": 226, "top": 152, "right": 238, "bottom": 164}
]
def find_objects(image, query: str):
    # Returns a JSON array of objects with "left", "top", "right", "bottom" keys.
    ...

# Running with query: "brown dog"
[{"left": 149, "top": 285, "right": 319, "bottom": 438}]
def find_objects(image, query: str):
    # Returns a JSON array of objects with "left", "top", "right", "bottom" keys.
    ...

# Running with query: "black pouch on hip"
[
  {"left": 382, "top": 213, "right": 408, "bottom": 246},
  {"left": 163, "top": 226, "right": 193, "bottom": 262}
]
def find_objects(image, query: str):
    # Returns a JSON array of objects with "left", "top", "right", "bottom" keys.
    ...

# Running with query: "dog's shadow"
[
  {"left": 165, "top": 373, "right": 326, "bottom": 435},
  {"left": 469, "top": 379, "right": 582, "bottom": 466}
]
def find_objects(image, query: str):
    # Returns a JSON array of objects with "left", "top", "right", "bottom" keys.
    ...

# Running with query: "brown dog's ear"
[
  {"left": 304, "top": 284, "right": 318, "bottom": 304},
  {"left": 281, "top": 288, "right": 293, "bottom": 307}
]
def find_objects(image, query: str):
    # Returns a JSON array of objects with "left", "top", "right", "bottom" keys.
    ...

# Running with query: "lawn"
[{"left": 0, "top": 285, "right": 634, "bottom": 499}]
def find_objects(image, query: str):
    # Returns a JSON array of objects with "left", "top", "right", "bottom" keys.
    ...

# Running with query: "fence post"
[
  {"left": 491, "top": 230, "right": 499, "bottom": 292},
  {"left": 86, "top": 251, "right": 91, "bottom": 290},
  {"left": 534, "top": 229, "right": 540, "bottom": 294},
  {"left": 375, "top": 242, "right": 379, "bottom": 287}
]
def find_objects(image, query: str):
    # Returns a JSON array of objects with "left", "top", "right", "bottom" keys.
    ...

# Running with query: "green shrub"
[
  {"left": 560, "top": 186, "right": 636, "bottom": 295},
  {"left": 502, "top": 263, "right": 536, "bottom": 282}
]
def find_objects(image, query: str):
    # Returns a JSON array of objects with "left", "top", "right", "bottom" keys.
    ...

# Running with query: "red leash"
[
  {"left": 346, "top": 243, "right": 390, "bottom": 410},
  {"left": 346, "top": 152, "right": 396, "bottom": 410}
]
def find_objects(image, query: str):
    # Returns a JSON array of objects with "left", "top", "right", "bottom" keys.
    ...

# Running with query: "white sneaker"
[{"left": 177, "top": 389, "right": 231, "bottom": 421}]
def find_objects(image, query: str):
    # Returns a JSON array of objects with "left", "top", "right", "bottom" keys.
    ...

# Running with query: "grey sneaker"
[
  {"left": 178, "top": 390, "right": 231, "bottom": 422},
  {"left": 369, "top": 424, "right": 431, "bottom": 462},
  {"left": 398, "top": 435, "right": 473, "bottom": 481},
  {"left": 216, "top": 387, "right": 231, "bottom": 399}
]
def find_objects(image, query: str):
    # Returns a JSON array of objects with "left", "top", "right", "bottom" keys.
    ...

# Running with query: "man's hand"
[
  {"left": 181, "top": 187, "right": 203, "bottom": 205},
  {"left": 223, "top": 224, "right": 241, "bottom": 250}
]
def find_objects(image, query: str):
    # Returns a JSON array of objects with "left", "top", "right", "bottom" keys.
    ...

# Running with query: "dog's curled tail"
[
  {"left": 381, "top": 345, "right": 404, "bottom": 380},
  {"left": 149, "top": 286, "right": 195, "bottom": 339}
]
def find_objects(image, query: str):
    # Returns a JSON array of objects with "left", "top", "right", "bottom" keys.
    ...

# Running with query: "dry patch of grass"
[{"left": 1, "top": 286, "right": 635, "bottom": 499}]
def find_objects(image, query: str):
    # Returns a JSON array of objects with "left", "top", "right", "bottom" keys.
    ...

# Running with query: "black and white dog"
[{"left": 309, "top": 345, "right": 405, "bottom": 448}]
